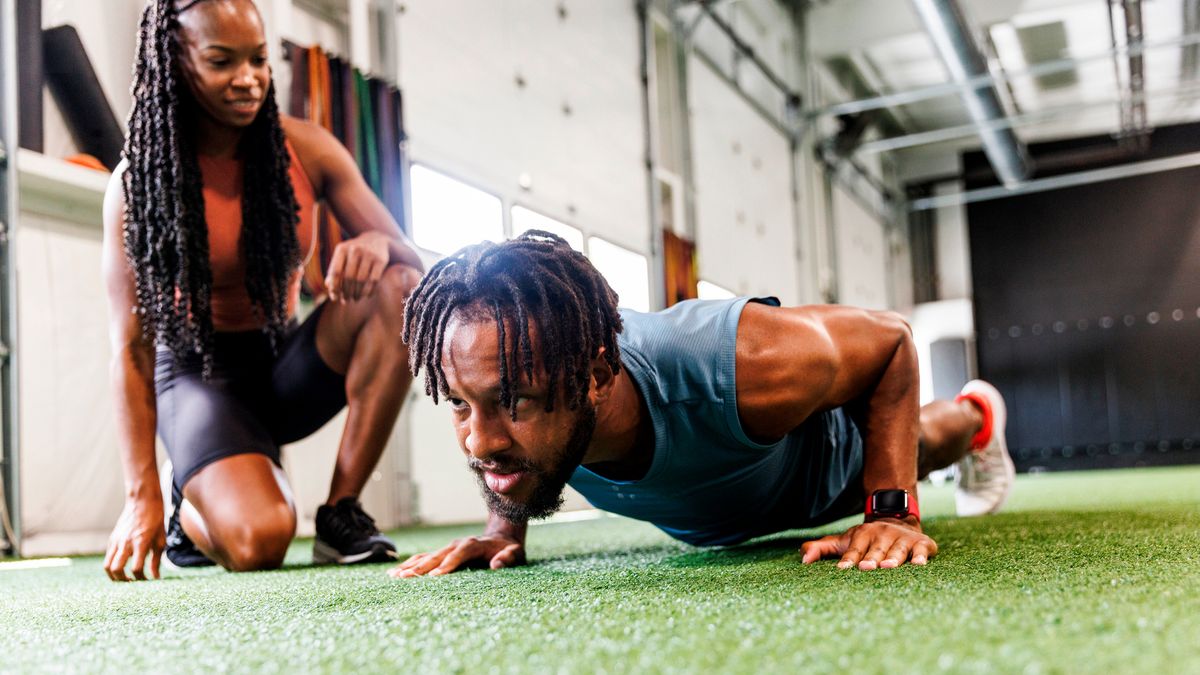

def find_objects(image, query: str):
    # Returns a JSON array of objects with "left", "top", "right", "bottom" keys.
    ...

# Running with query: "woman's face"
[{"left": 175, "top": 0, "right": 270, "bottom": 129}]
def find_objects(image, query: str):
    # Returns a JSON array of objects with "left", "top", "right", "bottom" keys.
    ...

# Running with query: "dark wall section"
[{"left": 966, "top": 123, "right": 1200, "bottom": 472}]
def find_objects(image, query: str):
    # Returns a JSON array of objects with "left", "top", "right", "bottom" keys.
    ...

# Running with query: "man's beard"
[{"left": 470, "top": 403, "right": 597, "bottom": 522}]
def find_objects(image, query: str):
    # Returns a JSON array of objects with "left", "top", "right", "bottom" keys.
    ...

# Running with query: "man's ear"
[{"left": 588, "top": 346, "right": 616, "bottom": 405}]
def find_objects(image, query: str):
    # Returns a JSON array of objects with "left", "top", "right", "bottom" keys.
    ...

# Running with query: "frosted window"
[
  {"left": 697, "top": 280, "right": 736, "bottom": 300},
  {"left": 511, "top": 206, "right": 584, "bottom": 252},
  {"left": 411, "top": 165, "right": 504, "bottom": 256},
  {"left": 587, "top": 238, "right": 651, "bottom": 313}
]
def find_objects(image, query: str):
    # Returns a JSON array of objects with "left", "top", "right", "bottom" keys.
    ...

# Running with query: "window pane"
[
  {"left": 511, "top": 206, "right": 584, "bottom": 252},
  {"left": 697, "top": 280, "right": 736, "bottom": 300},
  {"left": 411, "top": 165, "right": 504, "bottom": 256},
  {"left": 587, "top": 237, "right": 651, "bottom": 312}
]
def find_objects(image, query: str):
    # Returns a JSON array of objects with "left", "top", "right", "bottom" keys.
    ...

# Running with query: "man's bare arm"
[{"left": 735, "top": 302, "right": 934, "bottom": 570}]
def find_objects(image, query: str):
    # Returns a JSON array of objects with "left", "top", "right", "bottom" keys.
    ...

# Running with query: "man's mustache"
[{"left": 467, "top": 456, "right": 539, "bottom": 474}]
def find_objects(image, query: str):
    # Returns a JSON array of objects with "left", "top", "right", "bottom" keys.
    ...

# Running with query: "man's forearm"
[{"left": 858, "top": 320, "right": 921, "bottom": 500}]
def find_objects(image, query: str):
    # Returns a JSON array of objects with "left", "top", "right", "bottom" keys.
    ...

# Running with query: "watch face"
[{"left": 872, "top": 490, "right": 908, "bottom": 516}]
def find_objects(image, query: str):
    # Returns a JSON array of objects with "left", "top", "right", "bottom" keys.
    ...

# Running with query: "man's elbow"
[{"left": 872, "top": 310, "right": 913, "bottom": 347}]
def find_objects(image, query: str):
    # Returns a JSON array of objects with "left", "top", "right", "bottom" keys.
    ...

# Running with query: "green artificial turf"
[{"left": 2, "top": 466, "right": 1199, "bottom": 674}]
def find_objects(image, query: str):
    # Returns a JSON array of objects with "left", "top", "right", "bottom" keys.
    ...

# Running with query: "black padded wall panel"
[{"left": 967, "top": 123, "right": 1200, "bottom": 472}]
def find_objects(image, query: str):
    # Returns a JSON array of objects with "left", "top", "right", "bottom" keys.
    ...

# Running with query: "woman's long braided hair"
[{"left": 122, "top": 0, "right": 299, "bottom": 374}]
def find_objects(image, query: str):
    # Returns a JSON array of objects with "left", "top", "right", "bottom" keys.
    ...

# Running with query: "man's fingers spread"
[
  {"left": 800, "top": 536, "right": 838, "bottom": 564},
  {"left": 838, "top": 530, "right": 872, "bottom": 569},
  {"left": 430, "top": 543, "right": 481, "bottom": 576},
  {"left": 491, "top": 544, "right": 521, "bottom": 570},
  {"left": 881, "top": 539, "right": 911, "bottom": 569},
  {"left": 859, "top": 535, "right": 896, "bottom": 571},
  {"left": 911, "top": 541, "right": 933, "bottom": 565},
  {"left": 859, "top": 546, "right": 889, "bottom": 571},
  {"left": 398, "top": 552, "right": 430, "bottom": 569}
]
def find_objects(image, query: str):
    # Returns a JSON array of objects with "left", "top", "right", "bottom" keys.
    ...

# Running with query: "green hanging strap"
[{"left": 354, "top": 70, "right": 382, "bottom": 197}]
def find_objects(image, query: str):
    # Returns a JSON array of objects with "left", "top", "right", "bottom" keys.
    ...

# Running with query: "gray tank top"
[{"left": 567, "top": 297, "right": 863, "bottom": 546}]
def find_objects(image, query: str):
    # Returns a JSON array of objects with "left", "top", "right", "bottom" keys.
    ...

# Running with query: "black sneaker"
[
  {"left": 313, "top": 497, "right": 399, "bottom": 565},
  {"left": 165, "top": 484, "right": 215, "bottom": 568}
]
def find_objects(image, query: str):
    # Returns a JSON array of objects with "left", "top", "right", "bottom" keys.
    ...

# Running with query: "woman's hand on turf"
[
  {"left": 387, "top": 535, "right": 526, "bottom": 578},
  {"left": 799, "top": 518, "right": 936, "bottom": 570},
  {"left": 325, "top": 231, "right": 390, "bottom": 303},
  {"left": 104, "top": 496, "right": 166, "bottom": 582}
]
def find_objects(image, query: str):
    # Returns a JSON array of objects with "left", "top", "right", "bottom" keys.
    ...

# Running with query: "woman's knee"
[
  {"left": 214, "top": 505, "right": 296, "bottom": 572},
  {"left": 377, "top": 264, "right": 422, "bottom": 307}
]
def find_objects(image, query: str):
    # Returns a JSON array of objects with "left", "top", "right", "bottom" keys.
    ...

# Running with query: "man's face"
[{"left": 441, "top": 313, "right": 598, "bottom": 521}]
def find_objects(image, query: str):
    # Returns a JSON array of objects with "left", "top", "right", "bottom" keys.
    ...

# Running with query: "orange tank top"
[{"left": 196, "top": 141, "right": 317, "bottom": 331}]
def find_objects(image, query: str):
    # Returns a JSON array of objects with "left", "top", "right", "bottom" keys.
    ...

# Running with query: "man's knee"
[{"left": 217, "top": 507, "right": 295, "bottom": 572}]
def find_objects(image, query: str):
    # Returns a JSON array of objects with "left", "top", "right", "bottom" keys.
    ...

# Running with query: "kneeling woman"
[{"left": 102, "top": 0, "right": 423, "bottom": 580}]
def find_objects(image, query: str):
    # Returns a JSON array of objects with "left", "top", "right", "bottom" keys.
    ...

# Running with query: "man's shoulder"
[{"left": 616, "top": 298, "right": 756, "bottom": 403}]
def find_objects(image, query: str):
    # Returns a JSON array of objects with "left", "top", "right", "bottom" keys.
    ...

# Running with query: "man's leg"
[
  {"left": 312, "top": 264, "right": 420, "bottom": 504},
  {"left": 918, "top": 380, "right": 1015, "bottom": 516},
  {"left": 916, "top": 397, "right": 984, "bottom": 478}
]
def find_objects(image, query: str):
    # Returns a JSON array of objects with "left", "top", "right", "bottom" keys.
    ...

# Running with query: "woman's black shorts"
[{"left": 154, "top": 304, "right": 347, "bottom": 492}]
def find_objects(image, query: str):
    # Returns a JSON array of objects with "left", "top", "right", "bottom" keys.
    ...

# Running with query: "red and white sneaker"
[{"left": 954, "top": 380, "right": 1016, "bottom": 517}]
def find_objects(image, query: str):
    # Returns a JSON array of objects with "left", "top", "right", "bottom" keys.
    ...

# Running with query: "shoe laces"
[{"left": 328, "top": 498, "right": 380, "bottom": 540}]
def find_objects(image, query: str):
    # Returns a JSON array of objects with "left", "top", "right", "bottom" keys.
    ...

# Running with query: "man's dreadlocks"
[
  {"left": 402, "top": 231, "right": 624, "bottom": 419},
  {"left": 122, "top": 0, "right": 300, "bottom": 375}
]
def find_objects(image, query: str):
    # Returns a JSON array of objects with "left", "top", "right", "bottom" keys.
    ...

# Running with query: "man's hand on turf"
[
  {"left": 104, "top": 496, "right": 166, "bottom": 582},
  {"left": 799, "top": 517, "right": 936, "bottom": 570},
  {"left": 388, "top": 534, "right": 526, "bottom": 578}
]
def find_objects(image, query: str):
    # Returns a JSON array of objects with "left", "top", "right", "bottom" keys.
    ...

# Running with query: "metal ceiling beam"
[
  {"left": 810, "top": 31, "right": 1200, "bottom": 120},
  {"left": 1186, "top": 0, "right": 1200, "bottom": 84},
  {"left": 910, "top": 0, "right": 1030, "bottom": 187},
  {"left": 692, "top": 0, "right": 803, "bottom": 114},
  {"left": 855, "top": 82, "right": 1200, "bottom": 155},
  {"left": 908, "top": 150, "right": 1200, "bottom": 211}
]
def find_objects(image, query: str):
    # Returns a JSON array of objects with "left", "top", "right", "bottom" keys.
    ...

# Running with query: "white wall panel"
[
  {"left": 832, "top": 185, "right": 889, "bottom": 310},
  {"left": 396, "top": 0, "right": 649, "bottom": 253},
  {"left": 689, "top": 57, "right": 799, "bottom": 304}
]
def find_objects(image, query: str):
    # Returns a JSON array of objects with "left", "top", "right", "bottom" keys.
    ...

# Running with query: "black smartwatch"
[{"left": 864, "top": 489, "right": 919, "bottom": 522}]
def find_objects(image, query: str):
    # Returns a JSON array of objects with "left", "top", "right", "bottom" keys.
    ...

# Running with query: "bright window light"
[
  {"left": 410, "top": 165, "right": 504, "bottom": 256},
  {"left": 511, "top": 206, "right": 584, "bottom": 252},
  {"left": 587, "top": 237, "right": 651, "bottom": 312},
  {"left": 697, "top": 280, "right": 736, "bottom": 300}
]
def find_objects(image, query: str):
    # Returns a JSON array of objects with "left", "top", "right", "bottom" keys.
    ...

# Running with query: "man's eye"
[{"left": 447, "top": 397, "right": 467, "bottom": 409}]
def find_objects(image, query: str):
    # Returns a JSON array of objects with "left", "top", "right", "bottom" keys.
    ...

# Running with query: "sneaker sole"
[{"left": 312, "top": 539, "right": 399, "bottom": 565}]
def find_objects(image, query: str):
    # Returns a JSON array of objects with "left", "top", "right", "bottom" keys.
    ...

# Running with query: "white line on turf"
[{"left": 0, "top": 557, "right": 72, "bottom": 571}]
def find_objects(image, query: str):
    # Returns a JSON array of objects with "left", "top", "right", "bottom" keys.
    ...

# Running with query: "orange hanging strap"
[{"left": 300, "top": 47, "right": 349, "bottom": 301}]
